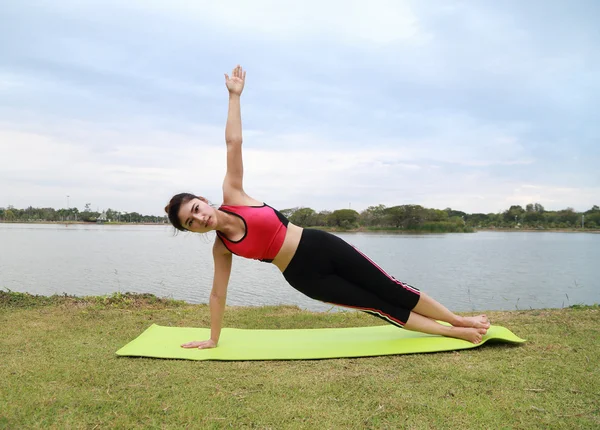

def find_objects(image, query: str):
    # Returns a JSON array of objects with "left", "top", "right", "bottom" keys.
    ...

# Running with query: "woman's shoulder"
[{"left": 221, "top": 190, "right": 263, "bottom": 207}]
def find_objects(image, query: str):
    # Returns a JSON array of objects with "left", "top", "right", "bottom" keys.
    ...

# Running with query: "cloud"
[
  {"left": 507, "top": 185, "right": 600, "bottom": 212},
  {"left": 0, "top": 124, "right": 226, "bottom": 212},
  {"left": 134, "top": 0, "right": 428, "bottom": 46},
  {"left": 0, "top": 73, "right": 24, "bottom": 91},
  {"left": 0, "top": 1, "right": 598, "bottom": 215}
]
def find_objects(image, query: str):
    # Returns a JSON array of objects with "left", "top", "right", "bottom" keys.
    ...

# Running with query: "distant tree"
[
  {"left": 289, "top": 207, "right": 315, "bottom": 227},
  {"left": 39, "top": 207, "right": 57, "bottom": 221},
  {"left": 384, "top": 206, "right": 407, "bottom": 228},
  {"left": 524, "top": 211, "right": 543, "bottom": 224},
  {"left": 445, "top": 208, "right": 467, "bottom": 219},
  {"left": 524, "top": 202, "right": 545, "bottom": 224},
  {"left": 360, "top": 204, "right": 387, "bottom": 226},
  {"left": 105, "top": 208, "right": 118, "bottom": 222},
  {"left": 328, "top": 209, "right": 360, "bottom": 229},
  {"left": 503, "top": 205, "right": 525, "bottom": 223},
  {"left": 556, "top": 208, "right": 578, "bottom": 226},
  {"left": 403, "top": 205, "right": 427, "bottom": 228},
  {"left": 129, "top": 212, "right": 142, "bottom": 223},
  {"left": 584, "top": 211, "right": 600, "bottom": 228},
  {"left": 384, "top": 205, "right": 427, "bottom": 228},
  {"left": 583, "top": 205, "right": 600, "bottom": 227},
  {"left": 467, "top": 213, "right": 490, "bottom": 226},
  {"left": 426, "top": 209, "right": 449, "bottom": 222},
  {"left": 279, "top": 207, "right": 298, "bottom": 220},
  {"left": 313, "top": 210, "right": 331, "bottom": 226}
]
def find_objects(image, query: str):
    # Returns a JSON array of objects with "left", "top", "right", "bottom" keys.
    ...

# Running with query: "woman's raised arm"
[{"left": 223, "top": 65, "right": 246, "bottom": 199}]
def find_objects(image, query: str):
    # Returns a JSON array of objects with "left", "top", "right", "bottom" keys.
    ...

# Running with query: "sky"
[{"left": 1, "top": 0, "right": 599, "bottom": 216}]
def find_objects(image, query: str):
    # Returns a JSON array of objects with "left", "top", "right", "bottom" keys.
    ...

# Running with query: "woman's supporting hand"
[
  {"left": 225, "top": 65, "right": 246, "bottom": 96},
  {"left": 181, "top": 339, "right": 217, "bottom": 349}
]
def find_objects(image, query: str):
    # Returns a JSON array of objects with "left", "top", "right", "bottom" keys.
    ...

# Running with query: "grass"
[
  {"left": 1, "top": 291, "right": 599, "bottom": 429},
  {"left": 380, "top": 223, "right": 474, "bottom": 233},
  {"left": 313, "top": 224, "right": 474, "bottom": 233}
]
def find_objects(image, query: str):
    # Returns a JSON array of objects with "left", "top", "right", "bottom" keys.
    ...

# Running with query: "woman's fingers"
[
  {"left": 181, "top": 341, "right": 199, "bottom": 348},
  {"left": 233, "top": 65, "right": 243, "bottom": 79},
  {"left": 182, "top": 341, "right": 202, "bottom": 348},
  {"left": 226, "top": 66, "right": 245, "bottom": 82},
  {"left": 181, "top": 340, "right": 216, "bottom": 349},
  {"left": 224, "top": 65, "right": 245, "bottom": 94}
]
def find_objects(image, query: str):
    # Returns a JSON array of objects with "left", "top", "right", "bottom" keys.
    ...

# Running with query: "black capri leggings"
[{"left": 283, "top": 228, "right": 421, "bottom": 327}]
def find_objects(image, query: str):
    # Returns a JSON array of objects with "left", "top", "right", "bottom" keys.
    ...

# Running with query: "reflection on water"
[{"left": 1, "top": 223, "right": 598, "bottom": 312}]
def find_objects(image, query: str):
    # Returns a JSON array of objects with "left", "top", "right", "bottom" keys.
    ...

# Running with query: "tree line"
[
  {"left": 0, "top": 205, "right": 162, "bottom": 224},
  {"left": 1, "top": 202, "right": 599, "bottom": 230},
  {"left": 279, "top": 203, "right": 600, "bottom": 231}
]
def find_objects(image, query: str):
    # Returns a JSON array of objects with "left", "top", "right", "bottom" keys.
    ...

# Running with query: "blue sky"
[{"left": 1, "top": 0, "right": 598, "bottom": 215}]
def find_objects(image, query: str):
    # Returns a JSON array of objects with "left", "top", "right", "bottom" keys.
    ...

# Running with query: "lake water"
[{"left": 1, "top": 223, "right": 598, "bottom": 313}]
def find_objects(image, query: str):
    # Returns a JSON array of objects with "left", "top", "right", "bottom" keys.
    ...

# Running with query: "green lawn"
[{"left": 1, "top": 292, "right": 598, "bottom": 429}]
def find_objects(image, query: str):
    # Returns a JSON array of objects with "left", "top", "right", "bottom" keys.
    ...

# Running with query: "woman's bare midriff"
[{"left": 272, "top": 223, "right": 304, "bottom": 273}]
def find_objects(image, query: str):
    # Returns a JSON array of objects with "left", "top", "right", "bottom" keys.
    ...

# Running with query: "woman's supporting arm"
[
  {"left": 209, "top": 243, "right": 233, "bottom": 345},
  {"left": 180, "top": 241, "right": 232, "bottom": 349}
]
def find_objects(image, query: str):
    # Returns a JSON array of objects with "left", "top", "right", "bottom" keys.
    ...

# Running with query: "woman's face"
[{"left": 178, "top": 198, "right": 217, "bottom": 233}]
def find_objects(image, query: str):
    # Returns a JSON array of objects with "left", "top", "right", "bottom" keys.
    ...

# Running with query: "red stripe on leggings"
[{"left": 325, "top": 301, "right": 406, "bottom": 327}]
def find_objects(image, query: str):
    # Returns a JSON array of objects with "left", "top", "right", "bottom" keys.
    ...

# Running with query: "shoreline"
[
  {"left": 1, "top": 220, "right": 598, "bottom": 233},
  {"left": 2, "top": 290, "right": 598, "bottom": 312},
  {"left": 475, "top": 227, "right": 600, "bottom": 233},
  {"left": 0, "top": 220, "right": 165, "bottom": 226}
]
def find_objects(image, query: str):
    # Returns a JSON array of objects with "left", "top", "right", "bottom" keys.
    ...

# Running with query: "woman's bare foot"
[
  {"left": 455, "top": 314, "right": 490, "bottom": 329},
  {"left": 448, "top": 327, "right": 488, "bottom": 344}
]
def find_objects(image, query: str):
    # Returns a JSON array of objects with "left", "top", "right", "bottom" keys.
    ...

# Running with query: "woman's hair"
[{"left": 165, "top": 193, "right": 209, "bottom": 231}]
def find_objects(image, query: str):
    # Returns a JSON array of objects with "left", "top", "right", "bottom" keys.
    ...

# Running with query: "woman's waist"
[{"left": 272, "top": 223, "right": 303, "bottom": 272}]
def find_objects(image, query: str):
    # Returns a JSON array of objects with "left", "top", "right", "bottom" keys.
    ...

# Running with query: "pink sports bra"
[{"left": 216, "top": 203, "right": 290, "bottom": 262}]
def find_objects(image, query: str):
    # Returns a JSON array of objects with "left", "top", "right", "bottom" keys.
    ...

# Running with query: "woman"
[{"left": 165, "top": 65, "right": 490, "bottom": 350}]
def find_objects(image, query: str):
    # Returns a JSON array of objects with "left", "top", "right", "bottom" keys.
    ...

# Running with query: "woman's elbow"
[
  {"left": 210, "top": 291, "right": 227, "bottom": 302},
  {"left": 226, "top": 137, "right": 243, "bottom": 146}
]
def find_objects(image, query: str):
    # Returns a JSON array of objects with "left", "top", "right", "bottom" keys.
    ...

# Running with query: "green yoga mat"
[{"left": 116, "top": 324, "right": 525, "bottom": 361}]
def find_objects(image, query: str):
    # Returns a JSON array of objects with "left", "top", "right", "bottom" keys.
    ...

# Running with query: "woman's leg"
[
  {"left": 285, "top": 272, "right": 486, "bottom": 343},
  {"left": 323, "top": 231, "right": 489, "bottom": 330},
  {"left": 287, "top": 273, "right": 413, "bottom": 328},
  {"left": 288, "top": 273, "right": 486, "bottom": 344},
  {"left": 284, "top": 229, "right": 412, "bottom": 327},
  {"left": 412, "top": 292, "right": 490, "bottom": 329},
  {"left": 404, "top": 312, "right": 487, "bottom": 344},
  {"left": 321, "top": 232, "right": 422, "bottom": 310},
  {"left": 283, "top": 229, "right": 487, "bottom": 343}
]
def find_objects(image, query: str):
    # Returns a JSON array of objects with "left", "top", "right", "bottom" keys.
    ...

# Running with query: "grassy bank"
[
  {"left": 1, "top": 292, "right": 598, "bottom": 429},
  {"left": 476, "top": 227, "right": 600, "bottom": 233},
  {"left": 5, "top": 221, "right": 599, "bottom": 233},
  {"left": 313, "top": 225, "right": 474, "bottom": 233},
  {"left": 0, "top": 221, "right": 165, "bottom": 226}
]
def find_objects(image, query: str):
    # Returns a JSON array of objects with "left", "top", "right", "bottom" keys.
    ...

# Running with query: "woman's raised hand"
[
  {"left": 225, "top": 65, "right": 246, "bottom": 96},
  {"left": 181, "top": 339, "right": 217, "bottom": 349}
]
